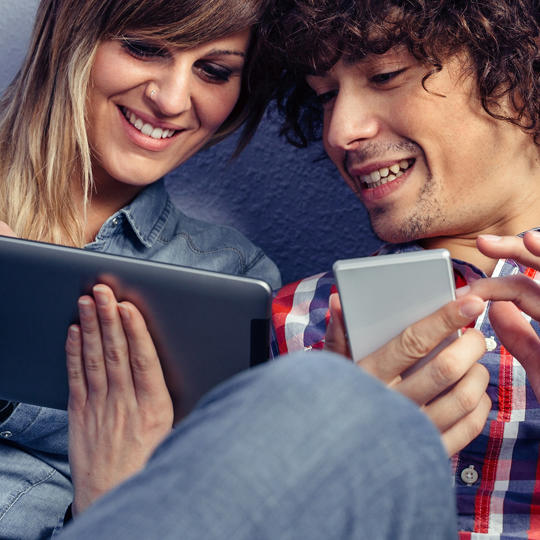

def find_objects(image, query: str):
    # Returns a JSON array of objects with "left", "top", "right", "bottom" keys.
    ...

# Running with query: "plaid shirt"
[{"left": 271, "top": 237, "right": 540, "bottom": 539}]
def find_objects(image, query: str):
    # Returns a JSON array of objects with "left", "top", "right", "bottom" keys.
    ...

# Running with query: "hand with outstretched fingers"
[
  {"left": 469, "top": 232, "right": 540, "bottom": 398},
  {"left": 66, "top": 284, "right": 173, "bottom": 515}
]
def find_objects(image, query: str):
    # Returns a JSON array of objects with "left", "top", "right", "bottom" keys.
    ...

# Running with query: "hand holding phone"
[{"left": 332, "top": 249, "right": 491, "bottom": 455}]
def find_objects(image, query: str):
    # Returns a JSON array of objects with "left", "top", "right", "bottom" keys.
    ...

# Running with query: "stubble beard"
[{"left": 367, "top": 170, "right": 444, "bottom": 244}]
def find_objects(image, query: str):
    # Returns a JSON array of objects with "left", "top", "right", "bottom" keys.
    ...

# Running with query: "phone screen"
[{"left": 333, "top": 249, "right": 458, "bottom": 376}]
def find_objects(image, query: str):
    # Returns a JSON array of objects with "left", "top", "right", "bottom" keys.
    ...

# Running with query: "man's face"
[{"left": 306, "top": 48, "right": 539, "bottom": 244}]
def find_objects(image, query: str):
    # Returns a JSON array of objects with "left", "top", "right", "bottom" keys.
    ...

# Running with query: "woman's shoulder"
[{"left": 158, "top": 200, "right": 281, "bottom": 288}]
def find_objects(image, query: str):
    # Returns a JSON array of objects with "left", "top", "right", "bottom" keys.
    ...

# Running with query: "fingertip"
[
  {"left": 93, "top": 284, "right": 119, "bottom": 308},
  {"left": 0, "top": 222, "right": 16, "bottom": 237},
  {"left": 93, "top": 283, "right": 113, "bottom": 294},
  {"left": 66, "top": 324, "right": 81, "bottom": 353},
  {"left": 477, "top": 234, "right": 502, "bottom": 243},
  {"left": 455, "top": 285, "right": 471, "bottom": 298},
  {"left": 524, "top": 230, "right": 540, "bottom": 250},
  {"left": 462, "top": 327, "right": 488, "bottom": 352},
  {"left": 118, "top": 302, "right": 131, "bottom": 321},
  {"left": 78, "top": 295, "right": 94, "bottom": 311},
  {"left": 68, "top": 324, "right": 81, "bottom": 340},
  {"left": 457, "top": 295, "right": 487, "bottom": 319},
  {"left": 329, "top": 291, "right": 339, "bottom": 306}
]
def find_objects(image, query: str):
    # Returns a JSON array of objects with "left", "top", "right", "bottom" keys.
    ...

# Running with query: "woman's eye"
[
  {"left": 370, "top": 68, "right": 407, "bottom": 85},
  {"left": 315, "top": 89, "right": 338, "bottom": 107},
  {"left": 196, "top": 62, "right": 233, "bottom": 83},
  {"left": 121, "top": 38, "right": 167, "bottom": 59}
]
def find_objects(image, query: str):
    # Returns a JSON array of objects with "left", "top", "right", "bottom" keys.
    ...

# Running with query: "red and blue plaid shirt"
[{"left": 271, "top": 238, "right": 540, "bottom": 539}]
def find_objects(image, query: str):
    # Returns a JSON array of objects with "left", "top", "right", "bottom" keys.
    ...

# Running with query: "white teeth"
[
  {"left": 141, "top": 123, "right": 153, "bottom": 136},
  {"left": 122, "top": 107, "right": 176, "bottom": 139},
  {"left": 358, "top": 159, "right": 414, "bottom": 187}
]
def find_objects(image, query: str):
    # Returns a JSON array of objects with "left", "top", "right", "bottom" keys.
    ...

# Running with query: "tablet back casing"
[{"left": 0, "top": 236, "right": 272, "bottom": 420}]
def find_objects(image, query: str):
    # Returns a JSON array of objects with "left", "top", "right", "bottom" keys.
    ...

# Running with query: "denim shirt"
[{"left": 0, "top": 179, "right": 280, "bottom": 539}]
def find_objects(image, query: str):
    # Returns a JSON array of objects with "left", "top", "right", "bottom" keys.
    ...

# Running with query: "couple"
[{"left": 0, "top": 0, "right": 539, "bottom": 538}]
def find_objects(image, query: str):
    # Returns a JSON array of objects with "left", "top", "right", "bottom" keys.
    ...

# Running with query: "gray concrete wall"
[{"left": 0, "top": 1, "right": 382, "bottom": 284}]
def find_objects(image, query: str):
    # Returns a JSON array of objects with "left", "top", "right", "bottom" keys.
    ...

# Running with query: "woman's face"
[{"left": 86, "top": 29, "right": 250, "bottom": 196}]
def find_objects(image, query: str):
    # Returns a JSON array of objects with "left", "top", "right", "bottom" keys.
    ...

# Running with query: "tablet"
[
  {"left": 333, "top": 249, "right": 458, "bottom": 376},
  {"left": 0, "top": 235, "right": 272, "bottom": 420}
]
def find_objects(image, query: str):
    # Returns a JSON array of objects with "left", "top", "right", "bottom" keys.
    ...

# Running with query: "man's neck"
[
  {"left": 419, "top": 175, "right": 540, "bottom": 276},
  {"left": 420, "top": 236, "right": 500, "bottom": 276}
]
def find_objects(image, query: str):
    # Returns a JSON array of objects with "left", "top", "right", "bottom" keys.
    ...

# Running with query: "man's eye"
[
  {"left": 121, "top": 38, "right": 167, "bottom": 59},
  {"left": 196, "top": 62, "right": 233, "bottom": 83},
  {"left": 370, "top": 68, "right": 407, "bottom": 85},
  {"left": 315, "top": 90, "right": 337, "bottom": 106}
]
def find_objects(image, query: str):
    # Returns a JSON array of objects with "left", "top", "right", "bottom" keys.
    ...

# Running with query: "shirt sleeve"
[
  {"left": 244, "top": 250, "right": 282, "bottom": 290},
  {"left": 271, "top": 272, "right": 335, "bottom": 358}
]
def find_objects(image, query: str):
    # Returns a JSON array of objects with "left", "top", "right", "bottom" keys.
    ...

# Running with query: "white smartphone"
[{"left": 333, "top": 249, "right": 459, "bottom": 376}]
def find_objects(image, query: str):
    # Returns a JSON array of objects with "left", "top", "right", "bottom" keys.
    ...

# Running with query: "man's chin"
[{"left": 371, "top": 218, "right": 433, "bottom": 245}]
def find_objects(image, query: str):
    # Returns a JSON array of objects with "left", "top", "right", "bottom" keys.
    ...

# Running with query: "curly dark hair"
[{"left": 260, "top": 0, "right": 540, "bottom": 147}]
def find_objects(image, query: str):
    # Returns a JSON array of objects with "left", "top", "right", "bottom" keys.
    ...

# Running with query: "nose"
[
  {"left": 324, "top": 89, "right": 381, "bottom": 151},
  {"left": 149, "top": 62, "right": 192, "bottom": 118}
]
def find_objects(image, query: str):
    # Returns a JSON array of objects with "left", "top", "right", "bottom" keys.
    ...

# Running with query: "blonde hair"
[{"left": 0, "top": 0, "right": 268, "bottom": 246}]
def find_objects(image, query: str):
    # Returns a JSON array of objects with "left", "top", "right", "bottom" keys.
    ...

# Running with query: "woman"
[{"left": 0, "top": 0, "right": 280, "bottom": 537}]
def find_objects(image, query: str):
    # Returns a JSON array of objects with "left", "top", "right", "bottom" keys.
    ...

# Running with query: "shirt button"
[
  {"left": 0, "top": 431, "right": 12, "bottom": 439},
  {"left": 485, "top": 336, "right": 497, "bottom": 352},
  {"left": 112, "top": 217, "right": 119, "bottom": 226},
  {"left": 461, "top": 465, "right": 479, "bottom": 485}
]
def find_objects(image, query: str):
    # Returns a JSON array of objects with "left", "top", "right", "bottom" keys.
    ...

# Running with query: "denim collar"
[{"left": 112, "top": 178, "right": 171, "bottom": 248}]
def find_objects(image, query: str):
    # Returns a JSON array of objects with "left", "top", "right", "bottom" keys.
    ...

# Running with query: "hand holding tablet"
[{"left": 0, "top": 235, "right": 272, "bottom": 419}]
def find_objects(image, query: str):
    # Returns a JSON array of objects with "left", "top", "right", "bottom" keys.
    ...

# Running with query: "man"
[{"left": 268, "top": 0, "right": 540, "bottom": 537}]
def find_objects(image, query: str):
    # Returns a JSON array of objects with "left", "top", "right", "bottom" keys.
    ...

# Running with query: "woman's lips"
[{"left": 117, "top": 106, "right": 183, "bottom": 152}]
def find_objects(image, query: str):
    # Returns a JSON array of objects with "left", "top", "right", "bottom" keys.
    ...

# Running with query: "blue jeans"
[{"left": 58, "top": 351, "right": 457, "bottom": 539}]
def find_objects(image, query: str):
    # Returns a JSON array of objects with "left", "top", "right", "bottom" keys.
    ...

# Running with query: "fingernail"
[
  {"left": 78, "top": 297, "right": 92, "bottom": 314},
  {"left": 455, "top": 285, "right": 471, "bottom": 297},
  {"left": 478, "top": 234, "right": 502, "bottom": 242},
  {"left": 68, "top": 325, "right": 80, "bottom": 341},
  {"left": 528, "top": 230, "right": 540, "bottom": 239},
  {"left": 459, "top": 297, "right": 486, "bottom": 318},
  {"left": 93, "top": 285, "right": 109, "bottom": 306}
]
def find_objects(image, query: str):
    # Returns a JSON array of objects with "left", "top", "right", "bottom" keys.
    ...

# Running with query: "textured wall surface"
[{"left": 0, "top": 1, "right": 382, "bottom": 284}]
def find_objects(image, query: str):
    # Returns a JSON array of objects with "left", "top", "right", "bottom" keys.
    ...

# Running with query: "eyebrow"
[{"left": 205, "top": 49, "right": 246, "bottom": 58}]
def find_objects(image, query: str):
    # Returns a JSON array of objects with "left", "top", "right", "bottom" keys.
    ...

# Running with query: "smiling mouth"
[
  {"left": 355, "top": 158, "right": 416, "bottom": 189},
  {"left": 120, "top": 106, "right": 179, "bottom": 140}
]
